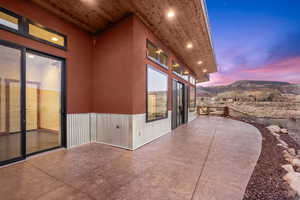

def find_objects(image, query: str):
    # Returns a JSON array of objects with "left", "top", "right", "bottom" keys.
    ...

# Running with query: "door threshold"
[
  {"left": 27, "top": 147, "right": 66, "bottom": 159},
  {"left": 0, "top": 147, "right": 66, "bottom": 168},
  {"left": 0, "top": 159, "right": 26, "bottom": 169}
]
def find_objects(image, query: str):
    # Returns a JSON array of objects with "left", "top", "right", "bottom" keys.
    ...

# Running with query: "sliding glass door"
[
  {"left": 0, "top": 43, "right": 23, "bottom": 163},
  {"left": 26, "top": 51, "right": 62, "bottom": 155},
  {"left": 0, "top": 40, "right": 65, "bottom": 165},
  {"left": 172, "top": 80, "right": 188, "bottom": 129}
]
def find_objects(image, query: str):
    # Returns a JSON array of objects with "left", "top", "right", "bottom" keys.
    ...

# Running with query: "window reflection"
[
  {"left": 146, "top": 40, "right": 168, "bottom": 68},
  {"left": 0, "top": 44, "right": 22, "bottom": 162},
  {"left": 28, "top": 24, "right": 65, "bottom": 47},
  {"left": 147, "top": 66, "right": 168, "bottom": 121},
  {"left": 190, "top": 76, "right": 196, "bottom": 85},
  {"left": 172, "top": 60, "right": 188, "bottom": 81},
  {"left": 0, "top": 10, "right": 19, "bottom": 30},
  {"left": 26, "top": 52, "right": 62, "bottom": 154},
  {"left": 189, "top": 87, "right": 196, "bottom": 112}
]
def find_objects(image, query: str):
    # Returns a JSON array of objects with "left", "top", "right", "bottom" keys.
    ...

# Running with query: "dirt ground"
[{"left": 231, "top": 117, "right": 300, "bottom": 200}]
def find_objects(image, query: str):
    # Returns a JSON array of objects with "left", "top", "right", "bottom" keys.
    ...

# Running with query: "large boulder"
[
  {"left": 277, "top": 139, "right": 289, "bottom": 149},
  {"left": 283, "top": 172, "right": 300, "bottom": 196},
  {"left": 282, "top": 164, "right": 295, "bottom": 173},
  {"left": 288, "top": 148, "right": 297, "bottom": 157},
  {"left": 281, "top": 128, "right": 288, "bottom": 134},
  {"left": 291, "top": 158, "right": 300, "bottom": 168},
  {"left": 283, "top": 150, "right": 294, "bottom": 161},
  {"left": 266, "top": 125, "right": 281, "bottom": 133}
]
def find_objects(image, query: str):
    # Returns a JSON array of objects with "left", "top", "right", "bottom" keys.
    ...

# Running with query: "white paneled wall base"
[
  {"left": 67, "top": 113, "right": 91, "bottom": 148},
  {"left": 96, "top": 113, "right": 132, "bottom": 149},
  {"left": 66, "top": 111, "right": 172, "bottom": 150},
  {"left": 132, "top": 111, "right": 172, "bottom": 149},
  {"left": 90, "top": 113, "right": 97, "bottom": 142}
]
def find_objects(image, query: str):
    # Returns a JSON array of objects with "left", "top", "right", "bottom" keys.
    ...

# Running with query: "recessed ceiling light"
[
  {"left": 51, "top": 37, "right": 59, "bottom": 42},
  {"left": 187, "top": 43, "right": 193, "bottom": 49},
  {"left": 28, "top": 54, "right": 34, "bottom": 58},
  {"left": 166, "top": 10, "right": 175, "bottom": 18},
  {"left": 198, "top": 61, "right": 203, "bottom": 65},
  {"left": 81, "top": 0, "right": 96, "bottom": 5},
  {"left": 183, "top": 71, "right": 189, "bottom": 75},
  {"left": 156, "top": 49, "right": 163, "bottom": 54},
  {"left": 203, "top": 69, "right": 208, "bottom": 73}
]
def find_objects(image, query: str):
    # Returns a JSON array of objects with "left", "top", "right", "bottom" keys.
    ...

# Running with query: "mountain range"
[{"left": 197, "top": 80, "right": 300, "bottom": 97}]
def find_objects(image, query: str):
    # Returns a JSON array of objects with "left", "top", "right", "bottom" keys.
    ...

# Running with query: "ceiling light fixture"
[
  {"left": 187, "top": 43, "right": 193, "bottom": 49},
  {"left": 51, "top": 37, "right": 59, "bottom": 42},
  {"left": 156, "top": 49, "right": 163, "bottom": 54},
  {"left": 28, "top": 54, "right": 34, "bottom": 59},
  {"left": 166, "top": 10, "right": 175, "bottom": 18},
  {"left": 183, "top": 71, "right": 189, "bottom": 75},
  {"left": 198, "top": 61, "right": 203, "bottom": 65},
  {"left": 203, "top": 69, "right": 208, "bottom": 73},
  {"left": 81, "top": 0, "right": 96, "bottom": 6}
]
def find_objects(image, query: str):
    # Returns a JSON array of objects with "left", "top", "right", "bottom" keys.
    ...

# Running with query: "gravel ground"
[{"left": 231, "top": 117, "right": 300, "bottom": 200}]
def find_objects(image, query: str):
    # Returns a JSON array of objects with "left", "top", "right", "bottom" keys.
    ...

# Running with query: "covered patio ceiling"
[{"left": 31, "top": 0, "right": 217, "bottom": 81}]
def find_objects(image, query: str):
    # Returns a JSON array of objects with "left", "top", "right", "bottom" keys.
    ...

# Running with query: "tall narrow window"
[
  {"left": 0, "top": 8, "right": 19, "bottom": 31},
  {"left": 189, "top": 87, "right": 196, "bottom": 112},
  {"left": 147, "top": 65, "right": 168, "bottom": 122}
]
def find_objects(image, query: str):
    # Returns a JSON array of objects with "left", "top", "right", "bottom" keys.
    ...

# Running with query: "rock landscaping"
[{"left": 231, "top": 118, "right": 300, "bottom": 200}]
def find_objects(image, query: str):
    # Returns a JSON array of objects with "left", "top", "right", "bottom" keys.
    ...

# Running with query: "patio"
[{"left": 0, "top": 116, "right": 262, "bottom": 200}]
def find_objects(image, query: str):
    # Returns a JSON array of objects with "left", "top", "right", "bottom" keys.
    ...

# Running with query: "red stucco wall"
[
  {"left": 92, "top": 15, "right": 195, "bottom": 115},
  {"left": 0, "top": 1, "right": 195, "bottom": 115},
  {"left": 0, "top": 0, "right": 93, "bottom": 114},
  {"left": 132, "top": 16, "right": 196, "bottom": 114},
  {"left": 92, "top": 17, "right": 134, "bottom": 114}
]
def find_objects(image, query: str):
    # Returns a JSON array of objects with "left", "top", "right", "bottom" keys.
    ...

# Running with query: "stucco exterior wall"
[
  {"left": 92, "top": 17, "right": 134, "bottom": 114},
  {"left": 131, "top": 15, "right": 196, "bottom": 114},
  {"left": 0, "top": 0, "right": 93, "bottom": 114}
]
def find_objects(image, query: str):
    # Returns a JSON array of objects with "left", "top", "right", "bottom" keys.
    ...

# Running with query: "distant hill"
[{"left": 197, "top": 80, "right": 300, "bottom": 97}]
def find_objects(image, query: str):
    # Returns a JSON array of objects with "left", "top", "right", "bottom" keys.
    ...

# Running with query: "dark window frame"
[
  {"left": 0, "top": 7, "right": 22, "bottom": 33},
  {"left": 146, "top": 39, "right": 169, "bottom": 69},
  {"left": 0, "top": 7, "right": 67, "bottom": 50},
  {"left": 146, "top": 64, "right": 169, "bottom": 123},
  {"left": 25, "top": 18, "right": 67, "bottom": 50},
  {"left": 0, "top": 38, "right": 67, "bottom": 166}
]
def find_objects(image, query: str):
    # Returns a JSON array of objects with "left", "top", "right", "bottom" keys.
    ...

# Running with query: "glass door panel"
[
  {"left": 172, "top": 80, "right": 186, "bottom": 129},
  {"left": 177, "top": 82, "right": 184, "bottom": 126},
  {"left": 0, "top": 44, "right": 22, "bottom": 162},
  {"left": 26, "top": 52, "right": 62, "bottom": 154}
]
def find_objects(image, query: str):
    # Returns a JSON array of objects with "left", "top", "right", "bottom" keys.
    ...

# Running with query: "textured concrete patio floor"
[{"left": 0, "top": 116, "right": 262, "bottom": 200}]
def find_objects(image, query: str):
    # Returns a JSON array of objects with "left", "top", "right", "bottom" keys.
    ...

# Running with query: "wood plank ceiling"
[{"left": 31, "top": 0, "right": 217, "bottom": 81}]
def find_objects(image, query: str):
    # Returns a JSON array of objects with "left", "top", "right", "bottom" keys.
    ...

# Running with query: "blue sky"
[{"left": 201, "top": 0, "right": 300, "bottom": 86}]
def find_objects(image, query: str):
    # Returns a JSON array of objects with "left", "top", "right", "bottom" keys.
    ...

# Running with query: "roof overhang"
[
  {"left": 30, "top": 0, "right": 217, "bottom": 81},
  {"left": 197, "top": 74, "right": 210, "bottom": 83}
]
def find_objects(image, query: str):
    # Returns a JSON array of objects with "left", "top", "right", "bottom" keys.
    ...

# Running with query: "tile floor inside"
[{"left": 0, "top": 130, "right": 60, "bottom": 161}]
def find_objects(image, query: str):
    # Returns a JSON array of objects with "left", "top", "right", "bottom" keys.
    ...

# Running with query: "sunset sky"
[{"left": 201, "top": 0, "right": 300, "bottom": 86}]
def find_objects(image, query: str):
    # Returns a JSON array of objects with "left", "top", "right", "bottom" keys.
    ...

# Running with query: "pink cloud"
[
  {"left": 243, "top": 57, "right": 300, "bottom": 76},
  {"left": 199, "top": 56, "right": 300, "bottom": 86}
]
